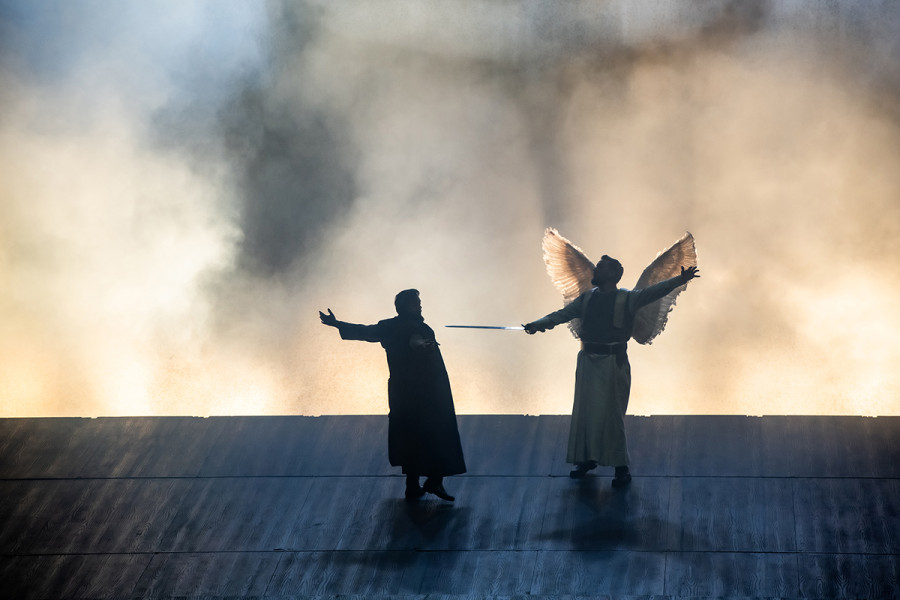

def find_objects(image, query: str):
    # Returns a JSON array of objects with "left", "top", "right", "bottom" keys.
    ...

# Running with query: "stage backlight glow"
[{"left": 1, "top": 2, "right": 899, "bottom": 417}]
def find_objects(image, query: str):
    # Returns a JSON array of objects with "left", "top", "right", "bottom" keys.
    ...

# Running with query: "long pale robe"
[
  {"left": 530, "top": 276, "right": 687, "bottom": 466},
  {"left": 337, "top": 315, "right": 467, "bottom": 477}
]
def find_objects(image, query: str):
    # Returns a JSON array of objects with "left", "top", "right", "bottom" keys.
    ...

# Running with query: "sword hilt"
[{"left": 445, "top": 325, "right": 525, "bottom": 330}]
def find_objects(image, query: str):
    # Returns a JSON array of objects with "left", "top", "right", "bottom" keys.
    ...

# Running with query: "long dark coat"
[{"left": 337, "top": 315, "right": 466, "bottom": 477}]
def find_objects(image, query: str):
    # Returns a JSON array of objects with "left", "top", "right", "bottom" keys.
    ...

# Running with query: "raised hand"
[
  {"left": 319, "top": 308, "right": 338, "bottom": 327},
  {"left": 680, "top": 266, "right": 700, "bottom": 282}
]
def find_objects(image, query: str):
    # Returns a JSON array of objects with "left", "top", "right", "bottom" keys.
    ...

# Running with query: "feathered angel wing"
[
  {"left": 542, "top": 228, "right": 595, "bottom": 338},
  {"left": 631, "top": 232, "right": 697, "bottom": 345}
]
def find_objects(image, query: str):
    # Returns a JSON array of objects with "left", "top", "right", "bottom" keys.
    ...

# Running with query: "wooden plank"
[
  {"left": 272, "top": 415, "right": 394, "bottom": 477},
  {"left": 787, "top": 416, "right": 900, "bottom": 478},
  {"left": 274, "top": 476, "right": 399, "bottom": 552},
  {"left": 664, "top": 551, "right": 799, "bottom": 597},
  {"left": 0, "top": 417, "right": 105, "bottom": 479},
  {"left": 624, "top": 415, "right": 681, "bottom": 476},
  {"left": 0, "top": 479, "right": 99, "bottom": 554},
  {"left": 131, "top": 551, "right": 282, "bottom": 598},
  {"left": 667, "top": 476, "right": 796, "bottom": 552},
  {"left": 794, "top": 477, "right": 900, "bottom": 554},
  {"left": 0, "top": 479, "right": 194, "bottom": 554},
  {"left": 156, "top": 477, "right": 315, "bottom": 553},
  {"left": 0, "top": 553, "right": 150, "bottom": 600},
  {"left": 860, "top": 416, "right": 900, "bottom": 477},
  {"left": 433, "top": 476, "right": 550, "bottom": 551},
  {"left": 0, "top": 480, "right": 45, "bottom": 553},
  {"left": 530, "top": 550, "right": 667, "bottom": 596},
  {"left": 456, "top": 414, "right": 563, "bottom": 476},
  {"left": 411, "top": 549, "right": 538, "bottom": 596},
  {"left": 538, "top": 475, "right": 672, "bottom": 551},
  {"left": 89, "top": 478, "right": 195, "bottom": 554},
  {"left": 0, "top": 418, "right": 30, "bottom": 465},
  {"left": 301, "top": 415, "right": 393, "bottom": 476},
  {"left": 797, "top": 552, "right": 900, "bottom": 599},
  {"left": 354, "top": 485, "right": 470, "bottom": 552},
  {"left": 77, "top": 416, "right": 224, "bottom": 478},
  {"left": 668, "top": 415, "right": 793, "bottom": 477},
  {"left": 198, "top": 415, "right": 335, "bottom": 477},
  {"left": 265, "top": 550, "right": 418, "bottom": 597}
]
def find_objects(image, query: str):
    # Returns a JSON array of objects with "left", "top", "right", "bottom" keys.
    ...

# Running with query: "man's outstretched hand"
[
  {"left": 319, "top": 308, "right": 338, "bottom": 327},
  {"left": 680, "top": 265, "right": 700, "bottom": 283}
]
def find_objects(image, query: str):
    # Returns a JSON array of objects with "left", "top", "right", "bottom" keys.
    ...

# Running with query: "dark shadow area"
[
  {"left": 364, "top": 497, "right": 470, "bottom": 551},
  {"left": 334, "top": 497, "right": 468, "bottom": 595},
  {"left": 538, "top": 475, "right": 693, "bottom": 552},
  {"left": 568, "top": 479, "right": 641, "bottom": 547},
  {"left": 403, "top": 499, "right": 466, "bottom": 543}
]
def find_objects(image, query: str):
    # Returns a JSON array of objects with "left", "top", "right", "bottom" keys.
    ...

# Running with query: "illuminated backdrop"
[{"left": 1, "top": 1, "right": 898, "bottom": 417}]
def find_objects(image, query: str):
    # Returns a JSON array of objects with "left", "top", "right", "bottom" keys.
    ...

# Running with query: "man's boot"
[
  {"left": 570, "top": 461, "right": 598, "bottom": 479},
  {"left": 405, "top": 474, "right": 425, "bottom": 500},
  {"left": 423, "top": 476, "right": 455, "bottom": 501},
  {"left": 612, "top": 465, "right": 632, "bottom": 488}
]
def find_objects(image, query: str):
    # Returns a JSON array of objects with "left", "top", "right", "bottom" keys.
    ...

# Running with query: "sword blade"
[{"left": 445, "top": 325, "right": 525, "bottom": 330}]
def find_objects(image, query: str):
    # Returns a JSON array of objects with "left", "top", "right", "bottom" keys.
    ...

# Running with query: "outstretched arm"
[
  {"left": 631, "top": 265, "right": 700, "bottom": 312},
  {"left": 523, "top": 295, "right": 585, "bottom": 334},
  {"left": 318, "top": 308, "right": 382, "bottom": 342}
]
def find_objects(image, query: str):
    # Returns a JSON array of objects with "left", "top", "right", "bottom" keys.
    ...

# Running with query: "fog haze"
[{"left": 1, "top": 1, "right": 899, "bottom": 416}]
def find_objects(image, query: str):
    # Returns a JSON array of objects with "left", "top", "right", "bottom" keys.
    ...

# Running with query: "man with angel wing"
[{"left": 524, "top": 229, "right": 699, "bottom": 487}]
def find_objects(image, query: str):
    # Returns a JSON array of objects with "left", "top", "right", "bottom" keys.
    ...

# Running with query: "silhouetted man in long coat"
[{"left": 320, "top": 289, "right": 466, "bottom": 501}]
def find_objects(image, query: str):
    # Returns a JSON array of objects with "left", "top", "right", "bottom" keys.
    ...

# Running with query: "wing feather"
[
  {"left": 541, "top": 228, "right": 595, "bottom": 338},
  {"left": 631, "top": 232, "right": 697, "bottom": 345},
  {"left": 542, "top": 228, "right": 595, "bottom": 303}
]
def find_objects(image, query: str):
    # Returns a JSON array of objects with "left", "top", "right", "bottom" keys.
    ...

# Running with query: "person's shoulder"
[{"left": 586, "top": 287, "right": 626, "bottom": 297}]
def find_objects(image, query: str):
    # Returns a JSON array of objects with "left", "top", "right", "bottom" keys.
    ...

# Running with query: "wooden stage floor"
[{"left": 1, "top": 414, "right": 898, "bottom": 599}]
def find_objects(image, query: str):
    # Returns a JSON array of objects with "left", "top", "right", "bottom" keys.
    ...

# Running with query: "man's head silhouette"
[
  {"left": 591, "top": 255, "right": 623, "bottom": 287},
  {"left": 394, "top": 289, "right": 422, "bottom": 317}
]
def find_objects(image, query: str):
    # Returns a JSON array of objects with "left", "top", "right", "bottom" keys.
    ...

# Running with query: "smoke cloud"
[{"left": 1, "top": 1, "right": 899, "bottom": 416}]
